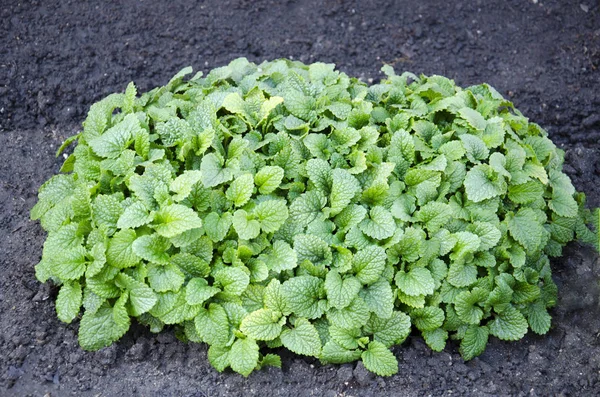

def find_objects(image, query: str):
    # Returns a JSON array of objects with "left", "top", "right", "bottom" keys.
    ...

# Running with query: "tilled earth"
[{"left": 1, "top": 1, "right": 600, "bottom": 396}]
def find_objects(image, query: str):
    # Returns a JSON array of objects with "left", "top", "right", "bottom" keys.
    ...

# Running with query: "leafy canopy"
[{"left": 32, "top": 58, "right": 598, "bottom": 377}]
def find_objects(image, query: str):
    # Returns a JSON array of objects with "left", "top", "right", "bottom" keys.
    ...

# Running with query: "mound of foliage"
[{"left": 31, "top": 58, "right": 599, "bottom": 376}]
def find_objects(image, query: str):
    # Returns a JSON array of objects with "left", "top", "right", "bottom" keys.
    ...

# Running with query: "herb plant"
[{"left": 31, "top": 58, "right": 598, "bottom": 376}]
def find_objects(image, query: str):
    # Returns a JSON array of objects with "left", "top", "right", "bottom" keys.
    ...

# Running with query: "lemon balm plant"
[{"left": 31, "top": 58, "right": 599, "bottom": 376}]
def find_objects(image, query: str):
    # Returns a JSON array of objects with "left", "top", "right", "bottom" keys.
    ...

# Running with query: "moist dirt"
[{"left": 1, "top": 1, "right": 600, "bottom": 396}]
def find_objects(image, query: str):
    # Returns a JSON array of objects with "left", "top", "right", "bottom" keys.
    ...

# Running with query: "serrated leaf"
[
  {"left": 489, "top": 305, "right": 528, "bottom": 341},
  {"left": 56, "top": 281, "right": 82, "bottom": 323},
  {"left": 395, "top": 267, "right": 435, "bottom": 296},
  {"left": 361, "top": 341, "right": 398, "bottom": 376},
  {"left": 325, "top": 271, "right": 361, "bottom": 309},
  {"left": 281, "top": 318, "right": 321, "bottom": 356},
  {"left": 153, "top": 204, "right": 203, "bottom": 238},
  {"left": 240, "top": 309, "right": 283, "bottom": 341},
  {"left": 226, "top": 173, "right": 254, "bottom": 207},
  {"left": 460, "top": 325, "right": 489, "bottom": 360},
  {"left": 359, "top": 206, "right": 395, "bottom": 240},
  {"left": 281, "top": 276, "right": 325, "bottom": 319},
  {"left": 255, "top": 166, "right": 284, "bottom": 194},
  {"left": 352, "top": 245, "right": 387, "bottom": 285},
  {"left": 229, "top": 337, "right": 259, "bottom": 377}
]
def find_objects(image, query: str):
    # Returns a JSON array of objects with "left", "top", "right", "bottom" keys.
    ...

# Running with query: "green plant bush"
[{"left": 31, "top": 58, "right": 599, "bottom": 376}]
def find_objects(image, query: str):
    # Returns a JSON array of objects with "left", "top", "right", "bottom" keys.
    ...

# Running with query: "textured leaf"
[
  {"left": 56, "top": 281, "right": 82, "bottom": 323},
  {"left": 361, "top": 341, "right": 398, "bottom": 376},
  {"left": 281, "top": 318, "right": 321, "bottom": 356},
  {"left": 240, "top": 309, "right": 283, "bottom": 341},
  {"left": 229, "top": 337, "right": 260, "bottom": 377},
  {"left": 153, "top": 204, "right": 203, "bottom": 238},
  {"left": 255, "top": 166, "right": 284, "bottom": 194}
]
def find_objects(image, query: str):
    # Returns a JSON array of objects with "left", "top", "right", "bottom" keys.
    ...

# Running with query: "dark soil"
[{"left": 1, "top": 1, "right": 599, "bottom": 396}]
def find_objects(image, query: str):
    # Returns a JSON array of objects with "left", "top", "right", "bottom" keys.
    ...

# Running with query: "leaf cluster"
[{"left": 32, "top": 58, "right": 599, "bottom": 376}]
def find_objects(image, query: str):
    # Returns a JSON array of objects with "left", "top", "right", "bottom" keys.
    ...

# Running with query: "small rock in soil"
[
  {"left": 336, "top": 364, "right": 354, "bottom": 383},
  {"left": 353, "top": 361, "right": 374, "bottom": 386}
]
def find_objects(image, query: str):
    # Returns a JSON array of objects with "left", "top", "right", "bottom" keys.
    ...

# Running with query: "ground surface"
[{"left": 1, "top": 0, "right": 600, "bottom": 396}]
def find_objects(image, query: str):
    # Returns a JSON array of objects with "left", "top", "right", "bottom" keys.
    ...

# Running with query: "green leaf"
[
  {"left": 359, "top": 206, "right": 395, "bottom": 240},
  {"left": 203, "top": 212, "right": 233, "bottom": 242},
  {"left": 232, "top": 210, "right": 261, "bottom": 240},
  {"left": 293, "top": 234, "right": 332, "bottom": 267},
  {"left": 415, "top": 202, "right": 452, "bottom": 234},
  {"left": 226, "top": 173, "right": 254, "bottom": 207},
  {"left": 306, "top": 158, "right": 332, "bottom": 194},
  {"left": 329, "top": 168, "right": 360, "bottom": 216},
  {"left": 132, "top": 234, "right": 171, "bottom": 264},
  {"left": 153, "top": 204, "right": 203, "bottom": 238},
  {"left": 489, "top": 305, "right": 528, "bottom": 341},
  {"left": 327, "top": 296, "right": 370, "bottom": 330},
  {"left": 364, "top": 311, "right": 412, "bottom": 347},
  {"left": 320, "top": 341, "right": 362, "bottom": 364},
  {"left": 78, "top": 304, "right": 130, "bottom": 351},
  {"left": 282, "top": 276, "right": 325, "bottom": 319},
  {"left": 395, "top": 267, "right": 435, "bottom": 296},
  {"left": 255, "top": 166, "right": 284, "bottom": 194},
  {"left": 411, "top": 306, "right": 445, "bottom": 331},
  {"left": 508, "top": 208, "right": 545, "bottom": 253},
  {"left": 464, "top": 165, "right": 506, "bottom": 203},
  {"left": 56, "top": 281, "right": 82, "bottom": 323},
  {"left": 88, "top": 114, "right": 138, "bottom": 158},
  {"left": 454, "top": 289, "right": 485, "bottom": 324},
  {"left": 214, "top": 267, "right": 250, "bottom": 296},
  {"left": 459, "top": 325, "right": 489, "bottom": 360},
  {"left": 148, "top": 263, "right": 185, "bottom": 292},
  {"left": 170, "top": 170, "right": 203, "bottom": 202},
  {"left": 240, "top": 309, "right": 283, "bottom": 341},
  {"left": 289, "top": 191, "right": 327, "bottom": 226},
  {"left": 201, "top": 153, "right": 233, "bottom": 188},
  {"left": 185, "top": 277, "right": 220, "bottom": 305},
  {"left": 281, "top": 318, "right": 322, "bottom": 356},
  {"left": 527, "top": 300, "right": 551, "bottom": 335},
  {"left": 360, "top": 277, "right": 394, "bottom": 319},
  {"left": 262, "top": 240, "right": 297, "bottom": 273},
  {"left": 325, "top": 271, "right": 362, "bottom": 309},
  {"left": 195, "top": 303, "right": 230, "bottom": 346},
  {"left": 115, "top": 273, "right": 157, "bottom": 316},
  {"left": 352, "top": 245, "right": 387, "bottom": 285},
  {"left": 254, "top": 200, "right": 288, "bottom": 233},
  {"left": 117, "top": 201, "right": 154, "bottom": 230},
  {"left": 229, "top": 337, "right": 260, "bottom": 377},
  {"left": 422, "top": 328, "right": 448, "bottom": 352},
  {"left": 508, "top": 181, "right": 544, "bottom": 204},
  {"left": 361, "top": 341, "right": 398, "bottom": 376},
  {"left": 207, "top": 345, "right": 230, "bottom": 372}
]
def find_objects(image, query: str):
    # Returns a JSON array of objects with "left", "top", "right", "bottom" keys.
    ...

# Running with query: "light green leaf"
[
  {"left": 255, "top": 166, "right": 284, "bottom": 194},
  {"left": 254, "top": 200, "right": 288, "bottom": 233},
  {"left": 226, "top": 173, "right": 254, "bottom": 207},
  {"left": 240, "top": 309, "right": 283, "bottom": 341},
  {"left": 147, "top": 263, "right": 185, "bottom": 292},
  {"left": 329, "top": 168, "right": 360, "bottom": 216},
  {"left": 361, "top": 341, "right": 398, "bottom": 376},
  {"left": 229, "top": 337, "right": 259, "bottom": 377},
  {"left": 359, "top": 206, "right": 395, "bottom": 240},
  {"left": 352, "top": 245, "right": 387, "bottom": 285},
  {"left": 280, "top": 318, "right": 321, "bottom": 356},
  {"left": 394, "top": 267, "right": 435, "bottom": 297},
  {"left": 214, "top": 267, "right": 250, "bottom": 296},
  {"left": 282, "top": 275, "right": 325, "bottom": 319},
  {"left": 56, "top": 281, "right": 82, "bottom": 323},
  {"left": 153, "top": 204, "right": 203, "bottom": 238},
  {"left": 325, "top": 271, "right": 362, "bottom": 309}
]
